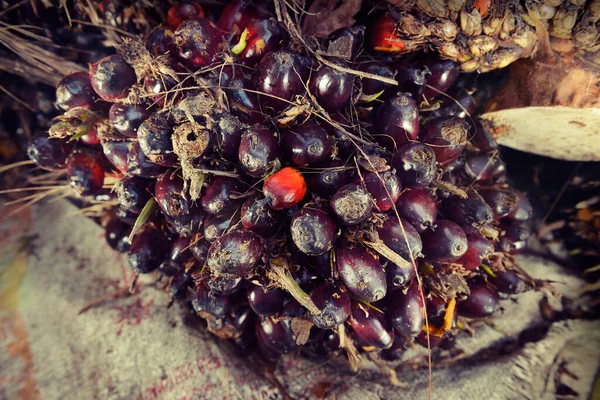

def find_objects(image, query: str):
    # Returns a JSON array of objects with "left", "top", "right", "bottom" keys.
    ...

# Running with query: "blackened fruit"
[
  {"left": 256, "top": 317, "right": 297, "bottom": 354},
  {"left": 421, "top": 220, "right": 468, "bottom": 263},
  {"left": 67, "top": 151, "right": 105, "bottom": 196},
  {"left": 101, "top": 141, "right": 129, "bottom": 174},
  {"left": 478, "top": 187, "right": 519, "bottom": 219},
  {"left": 117, "top": 177, "right": 152, "bottom": 213},
  {"left": 330, "top": 183, "right": 373, "bottom": 226},
  {"left": 281, "top": 122, "right": 332, "bottom": 167},
  {"left": 206, "top": 231, "right": 265, "bottom": 277},
  {"left": 126, "top": 142, "right": 165, "bottom": 178},
  {"left": 377, "top": 217, "right": 423, "bottom": 262},
  {"left": 27, "top": 135, "right": 74, "bottom": 171},
  {"left": 349, "top": 302, "right": 394, "bottom": 349},
  {"left": 395, "top": 189, "right": 438, "bottom": 233},
  {"left": 391, "top": 143, "right": 437, "bottom": 188},
  {"left": 421, "top": 60, "right": 460, "bottom": 101},
  {"left": 154, "top": 172, "right": 204, "bottom": 236},
  {"left": 387, "top": 280, "right": 425, "bottom": 338},
  {"left": 109, "top": 103, "right": 152, "bottom": 138},
  {"left": 192, "top": 281, "right": 231, "bottom": 320},
  {"left": 455, "top": 230, "right": 493, "bottom": 271},
  {"left": 105, "top": 219, "right": 131, "bottom": 253},
  {"left": 290, "top": 206, "right": 337, "bottom": 256},
  {"left": 167, "top": 2, "right": 205, "bottom": 30},
  {"left": 89, "top": 55, "right": 137, "bottom": 101},
  {"left": 419, "top": 117, "right": 469, "bottom": 168},
  {"left": 238, "top": 126, "right": 279, "bottom": 177},
  {"left": 203, "top": 213, "right": 239, "bottom": 242},
  {"left": 207, "top": 274, "right": 243, "bottom": 296},
  {"left": 174, "top": 19, "right": 223, "bottom": 69},
  {"left": 309, "top": 282, "right": 351, "bottom": 329},
  {"left": 309, "top": 58, "right": 353, "bottom": 112},
  {"left": 336, "top": 246, "right": 387, "bottom": 302},
  {"left": 358, "top": 61, "right": 395, "bottom": 98},
  {"left": 257, "top": 51, "right": 308, "bottom": 112},
  {"left": 307, "top": 252, "right": 332, "bottom": 279},
  {"left": 373, "top": 93, "right": 420, "bottom": 151},
  {"left": 305, "top": 160, "right": 350, "bottom": 198},
  {"left": 128, "top": 225, "right": 170, "bottom": 274},
  {"left": 169, "top": 272, "right": 192, "bottom": 299},
  {"left": 247, "top": 285, "right": 285, "bottom": 316},
  {"left": 361, "top": 171, "right": 401, "bottom": 212},
  {"left": 458, "top": 282, "right": 499, "bottom": 318},
  {"left": 490, "top": 270, "right": 525, "bottom": 294},
  {"left": 240, "top": 194, "right": 282, "bottom": 237},
  {"left": 137, "top": 112, "right": 177, "bottom": 167},
  {"left": 442, "top": 190, "right": 493, "bottom": 228},
  {"left": 263, "top": 167, "right": 307, "bottom": 210},
  {"left": 55, "top": 72, "right": 99, "bottom": 111},
  {"left": 302, "top": 329, "right": 340, "bottom": 360},
  {"left": 236, "top": 19, "right": 286, "bottom": 67},
  {"left": 215, "top": 113, "right": 244, "bottom": 161},
  {"left": 201, "top": 177, "right": 245, "bottom": 216}
]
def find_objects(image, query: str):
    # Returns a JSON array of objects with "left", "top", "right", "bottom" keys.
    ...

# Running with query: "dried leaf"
[
  {"left": 302, "top": 0, "right": 362, "bottom": 38},
  {"left": 421, "top": 263, "right": 470, "bottom": 301},
  {"left": 290, "top": 317, "right": 313, "bottom": 345}
]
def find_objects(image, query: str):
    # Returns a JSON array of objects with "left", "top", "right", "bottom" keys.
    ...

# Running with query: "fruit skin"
[
  {"left": 167, "top": 2, "right": 205, "bottom": 30},
  {"left": 421, "top": 60, "right": 460, "bottom": 101},
  {"left": 235, "top": 19, "right": 286, "bottom": 67},
  {"left": 387, "top": 280, "right": 425, "bottom": 338},
  {"left": 217, "top": 0, "right": 259, "bottom": 33},
  {"left": 442, "top": 190, "right": 494, "bottom": 228},
  {"left": 55, "top": 72, "right": 100, "bottom": 111},
  {"left": 137, "top": 112, "right": 178, "bottom": 167},
  {"left": 377, "top": 217, "right": 423, "bottom": 261},
  {"left": 369, "top": 14, "right": 406, "bottom": 53},
  {"left": 309, "top": 282, "right": 351, "bottom": 329},
  {"left": 240, "top": 194, "right": 282, "bottom": 237},
  {"left": 128, "top": 225, "right": 170, "bottom": 274},
  {"left": 109, "top": 103, "right": 152, "bottom": 138},
  {"left": 280, "top": 122, "right": 332, "bottom": 167},
  {"left": 290, "top": 206, "right": 338, "bottom": 256},
  {"left": 200, "top": 177, "right": 245, "bottom": 216},
  {"left": 257, "top": 51, "right": 309, "bottom": 113},
  {"left": 478, "top": 187, "right": 519, "bottom": 219},
  {"left": 238, "top": 126, "right": 279, "bottom": 177},
  {"left": 491, "top": 270, "right": 525, "bottom": 294},
  {"left": 89, "top": 55, "right": 137, "bottom": 101},
  {"left": 263, "top": 167, "right": 307, "bottom": 210},
  {"left": 102, "top": 141, "right": 130, "bottom": 174},
  {"left": 455, "top": 229, "right": 493, "bottom": 271},
  {"left": 192, "top": 280, "right": 231, "bottom": 320},
  {"left": 348, "top": 302, "right": 394, "bottom": 349},
  {"left": 373, "top": 93, "right": 420, "bottom": 151},
  {"left": 395, "top": 188, "right": 438, "bottom": 233},
  {"left": 361, "top": 171, "right": 401, "bottom": 212},
  {"left": 174, "top": 19, "right": 223, "bottom": 69},
  {"left": 256, "top": 316, "right": 298, "bottom": 354},
  {"left": 421, "top": 220, "right": 468, "bottom": 263},
  {"left": 105, "top": 219, "right": 131, "bottom": 253},
  {"left": 206, "top": 231, "right": 265, "bottom": 277},
  {"left": 117, "top": 177, "right": 152, "bottom": 213},
  {"left": 458, "top": 282, "right": 499, "bottom": 318},
  {"left": 247, "top": 285, "right": 285, "bottom": 316},
  {"left": 391, "top": 142, "right": 437, "bottom": 188},
  {"left": 126, "top": 142, "right": 165, "bottom": 179},
  {"left": 419, "top": 116, "right": 469, "bottom": 168},
  {"left": 358, "top": 61, "right": 395, "bottom": 98},
  {"left": 305, "top": 160, "right": 350, "bottom": 198},
  {"left": 214, "top": 112, "right": 244, "bottom": 161},
  {"left": 336, "top": 246, "right": 387, "bottom": 302},
  {"left": 27, "top": 135, "right": 74, "bottom": 171},
  {"left": 309, "top": 58, "right": 354, "bottom": 112},
  {"left": 154, "top": 172, "right": 204, "bottom": 236},
  {"left": 67, "top": 151, "right": 105, "bottom": 196},
  {"left": 330, "top": 183, "right": 373, "bottom": 226}
]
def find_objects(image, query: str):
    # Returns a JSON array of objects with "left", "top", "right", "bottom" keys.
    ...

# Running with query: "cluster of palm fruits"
[{"left": 26, "top": 1, "right": 534, "bottom": 366}]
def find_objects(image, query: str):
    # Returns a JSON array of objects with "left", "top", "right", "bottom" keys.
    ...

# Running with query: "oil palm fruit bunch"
[{"left": 26, "top": 0, "right": 539, "bottom": 371}]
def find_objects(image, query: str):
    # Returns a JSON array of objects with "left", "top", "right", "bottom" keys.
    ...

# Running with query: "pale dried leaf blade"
[
  {"left": 302, "top": 0, "right": 362, "bottom": 38},
  {"left": 290, "top": 317, "right": 314, "bottom": 345},
  {"left": 480, "top": 107, "right": 600, "bottom": 161}
]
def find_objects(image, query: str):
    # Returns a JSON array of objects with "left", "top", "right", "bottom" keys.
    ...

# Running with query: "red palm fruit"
[
  {"left": 167, "top": 2, "right": 204, "bottom": 30},
  {"left": 263, "top": 167, "right": 307, "bottom": 210}
]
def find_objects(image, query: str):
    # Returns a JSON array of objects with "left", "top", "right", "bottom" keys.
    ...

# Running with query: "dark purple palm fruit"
[
  {"left": 203, "top": 213, "right": 240, "bottom": 242},
  {"left": 159, "top": 236, "right": 192, "bottom": 276},
  {"left": 109, "top": 103, "right": 153, "bottom": 139},
  {"left": 457, "top": 282, "right": 499, "bottom": 318},
  {"left": 392, "top": 61, "right": 430, "bottom": 100},
  {"left": 143, "top": 74, "right": 180, "bottom": 107},
  {"left": 206, "top": 231, "right": 265, "bottom": 277},
  {"left": 128, "top": 224, "right": 170, "bottom": 274},
  {"left": 442, "top": 190, "right": 494, "bottom": 228},
  {"left": 116, "top": 177, "right": 153, "bottom": 214},
  {"left": 391, "top": 142, "right": 437, "bottom": 188},
  {"left": 256, "top": 50, "right": 309, "bottom": 112},
  {"left": 214, "top": 112, "right": 244, "bottom": 161},
  {"left": 102, "top": 141, "right": 130, "bottom": 174},
  {"left": 497, "top": 220, "right": 530, "bottom": 254},
  {"left": 255, "top": 316, "right": 298, "bottom": 355},
  {"left": 330, "top": 183, "right": 373, "bottom": 226},
  {"left": 469, "top": 118, "right": 498, "bottom": 152},
  {"left": 207, "top": 274, "right": 243, "bottom": 296},
  {"left": 421, "top": 59, "right": 460, "bottom": 101},
  {"left": 462, "top": 151, "right": 506, "bottom": 183},
  {"left": 373, "top": 93, "right": 420, "bottom": 151},
  {"left": 432, "top": 87, "right": 478, "bottom": 119},
  {"left": 169, "top": 272, "right": 193, "bottom": 300},
  {"left": 217, "top": 0, "right": 260, "bottom": 33},
  {"left": 145, "top": 26, "right": 176, "bottom": 57},
  {"left": 307, "top": 251, "right": 332, "bottom": 279},
  {"left": 126, "top": 142, "right": 165, "bottom": 179},
  {"left": 305, "top": 160, "right": 350, "bottom": 198},
  {"left": 478, "top": 187, "right": 519, "bottom": 220},
  {"left": 27, "top": 135, "right": 74, "bottom": 171},
  {"left": 238, "top": 125, "right": 279, "bottom": 177},
  {"left": 358, "top": 61, "right": 395, "bottom": 100},
  {"left": 348, "top": 302, "right": 395, "bottom": 349},
  {"left": 387, "top": 280, "right": 425, "bottom": 338},
  {"left": 66, "top": 150, "right": 105, "bottom": 196},
  {"left": 190, "top": 236, "right": 211, "bottom": 263},
  {"left": 280, "top": 122, "right": 332, "bottom": 167},
  {"left": 247, "top": 285, "right": 285, "bottom": 316},
  {"left": 290, "top": 206, "right": 338, "bottom": 256},
  {"left": 154, "top": 172, "right": 204, "bottom": 236},
  {"left": 234, "top": 19, "right": 286, "bottom": 67},
  {"left": 219, "top": 67, "right": 263, "bottom": 124},
  {"left": 377, "top": 217, "right": 422, "bottom": 289},
  {"left": 419, "top": 116, "right": 469, "bottom": 168},
  {"left": 240, "top": 194, "right": 283, "bottom": 237},
  {"left": 490, "top": 270, "right": 525, "bottom": 294},
  {"left": 173, "top": 19, "right": 224, "bottom": 69},
  {"left": 309, "top": 282, "right": 351, "bottom": 329},
  {"left": 455, "top": 229, "right": 493, "bottom": 271},
  {"left": 89, "top": 55, "right": 137, "bottom": 101},
  {"left": 421, "top": 220, "right": 468, "bottom": 263},
  {"left": 105, "top": 219, "right": 131, "bottom": 253},
  {"left": 192, "top": 280, "right": 231, "bottom": 320},
  {"left": 506, "top": 194, "right": 533, "bottom": 222},
  {"left": 55, "top": 72, "right": 101, "bottom": 111},
  {"left": 137, "top": 112, "right": 177, "bottom": 167},
  {"left": 336, "top": 245, "right": 387, "bottom": 302},
  {"left": 309, "top": 58, "right": 354, "bottom": 112},
  {"left": 201, "top": 177, "right": 245, "bottom": 216},
  {"left": 395, "top": 188, "right": 438, "bottom": 233},
  {"left": 360, "top": 171, "right": 402, "bottom": 212}
]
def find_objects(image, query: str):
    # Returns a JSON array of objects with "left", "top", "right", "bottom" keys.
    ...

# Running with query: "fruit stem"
[
  {"left": 268, "top": 257, "right": 319, "bottom": 315},
  {"left": 362, "top": 239, "right": 412, "bottom": 271}
]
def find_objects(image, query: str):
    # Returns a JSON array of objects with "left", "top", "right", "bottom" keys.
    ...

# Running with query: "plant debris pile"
[{"left": 23, "top": 0, "right": 540, "bottom": 374}]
